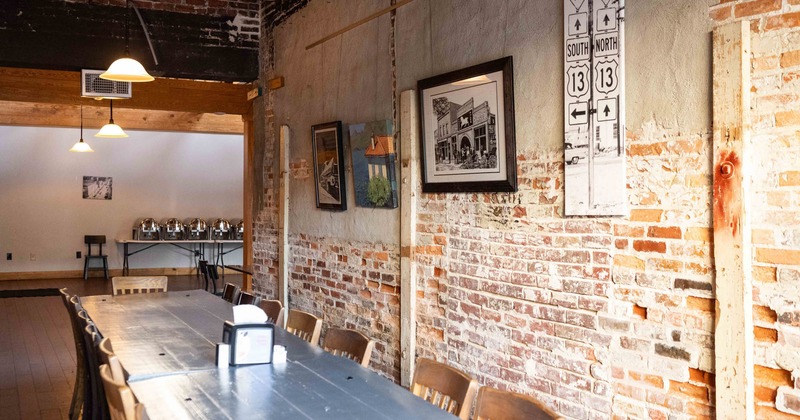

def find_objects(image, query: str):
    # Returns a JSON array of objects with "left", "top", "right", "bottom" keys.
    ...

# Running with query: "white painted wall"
[{"left": 0, "top": 126, "right": 243, "bottom": 273}]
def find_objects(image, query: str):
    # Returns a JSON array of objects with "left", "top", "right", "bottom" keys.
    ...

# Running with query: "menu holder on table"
[{"left": 220, "top": 304, "right": 275, "bottom": 366}]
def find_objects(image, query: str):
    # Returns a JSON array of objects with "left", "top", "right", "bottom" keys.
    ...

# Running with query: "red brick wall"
[
  {"left": 288, "top": 234, "right": 402, "bottom": 379},
  {"left": 249, "top": 1, "right": 800, "bottom": 418},
  {"left": 709, "top": 0, "right": 800, "bottom": 417}
]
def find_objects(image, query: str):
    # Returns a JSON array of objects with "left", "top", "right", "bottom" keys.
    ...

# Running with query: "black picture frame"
[
  {"left": 312, "top": 121, "right": 347, "bottom": 211},
  {"left": 417, "top": 56, "right": 517, "bottom": 193}
]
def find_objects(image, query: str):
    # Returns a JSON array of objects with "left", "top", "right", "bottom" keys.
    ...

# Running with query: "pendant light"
[
  {"left": 100, "top": 0, "right": 154, "bottom": 82},
  {"left": 69, "top": 106, "right": 94, "bottom": 152},
  {"left": 95, "top": 100, "right": 128, "bottom": 138}
]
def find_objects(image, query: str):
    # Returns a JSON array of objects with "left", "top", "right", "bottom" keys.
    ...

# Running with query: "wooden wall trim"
[{"left": 712, "top": 21, "right": 754, "bottom": 420}]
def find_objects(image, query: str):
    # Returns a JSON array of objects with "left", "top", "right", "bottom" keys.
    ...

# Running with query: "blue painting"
[{"left": 348, "top": 120, "right": 397, "bottom": 208}]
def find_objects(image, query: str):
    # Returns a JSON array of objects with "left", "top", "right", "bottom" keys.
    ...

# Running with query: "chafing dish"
[
  {"left": 136, "top": 218, "right": 160, "bottom": 240},
  {"left": 211, "top": 218, "right": 231, "bottom": 240},
  {"left": 234, "top": 220, "right": 244, "bottom": 240},
  {"left": 186, "top": 218, "right": 207, "bottom": 240},
  {"left": 162, "top": 218, "right": 184, "bottom": 240}
]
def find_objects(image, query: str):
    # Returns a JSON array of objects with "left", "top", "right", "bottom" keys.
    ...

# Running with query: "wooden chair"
[
  {"left": 237, "top": 290, "right": 260, "bottom": 306},
  {"left": 259, "top": 299, "right": 284, "bottom": 327},
  {"left": 411, "top": 358, "right": 478, "bottom": 420},
  {"left": 322, "top": 328, "right": 375, "bottom": 367},
  {"left": 99, "top": 364, "right": 148, "bottom": 420},
  {"left": 474, "top": 386, "right": 562, "bottom": 420},
  {"left": 220, "top": 282, "right": 239, "bottom": 303},
  {"left": 84, "top": 235, "right": 109, "bottom": 280},
  {"left": 60, "top": 289, "right": 85, "bottom": 420},
  {"left": 98, "top": 337, "right": 127, "bottom": 384},
  {"left": 285, "top": 309, "right": 322, "bottom": 346},
  {"left": 112, "top": 276, "right": 168, "bottom": 296}
]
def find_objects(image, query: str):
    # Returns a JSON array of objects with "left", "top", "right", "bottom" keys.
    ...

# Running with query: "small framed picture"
[
  {"left": 418, "top": 56, "right": 517, "bottom": 192},
  {"left": 312, "top": 121, "right": 347, "bottom": 211},
  {"left": 83, "top": 176, "right": 113, "bottom": 200}
]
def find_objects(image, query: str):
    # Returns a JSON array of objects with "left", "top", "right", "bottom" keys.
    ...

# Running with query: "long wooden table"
[{"left": 80, "top": 291, "right": 453, "bottom": 419}]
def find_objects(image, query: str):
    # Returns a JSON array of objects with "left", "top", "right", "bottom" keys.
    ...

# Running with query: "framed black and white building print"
[
  {"left": 418, "top": 56, "right": 517, "bottom": 193},
  {"left": 312, "top": 121, "right": 347, "bottom": 211},
  {"left": 83, "top": 176, "right": 112, "bottom": 200}
]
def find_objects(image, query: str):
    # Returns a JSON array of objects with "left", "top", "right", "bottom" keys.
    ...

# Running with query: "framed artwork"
[
  {"left": 83, "top": 176, "right": 112, "bottom": 200},
  {"left": 418, "top": 56, "right": 517, "bottom": 193},
  {"left": 349, "top": 120, "right": 398, "bottom": 209},
  {"left": 312, "top": 121, "right": 347, "bottom": 211}
]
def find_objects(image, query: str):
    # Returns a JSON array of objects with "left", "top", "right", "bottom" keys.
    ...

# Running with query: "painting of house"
[{"left": 349, "top": 120, "right": 397, "bottom": 208}]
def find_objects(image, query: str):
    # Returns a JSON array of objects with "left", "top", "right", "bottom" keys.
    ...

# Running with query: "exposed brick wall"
[
  {"left": 288, "top": 234, "right": 402, "bottom": 380},
  {"left": 250, "top": 1, "right": 800, "bottom": 419},
  {"left": 711, "top": 0, "right": 800, "bottom": 417}
]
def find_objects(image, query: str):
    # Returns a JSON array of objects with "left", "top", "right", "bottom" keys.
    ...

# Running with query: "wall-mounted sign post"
[{"left": 564, "top": 0, "right": 626, "bottom": 216}]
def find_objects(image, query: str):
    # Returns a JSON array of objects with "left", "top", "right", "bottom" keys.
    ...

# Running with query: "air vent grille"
[{"left": 81, "top": 69, "right": 132, "bottom": 99}]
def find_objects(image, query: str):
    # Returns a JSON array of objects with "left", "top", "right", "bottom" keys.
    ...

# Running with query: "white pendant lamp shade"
[
  {"left": 70, "top": 106, "right": 94, "bottom": 152},
  {"left": 96, "top": 122, "right": 128, "bottom": 138},
  {"left": 95, "top": 100, "right": 128, "bottom": 138},
  {"left": 100, "top": 57, "right": 154, "bottom": 82},
  {"left": 70, "top": 139, "right": 94, "bottom": 152}
]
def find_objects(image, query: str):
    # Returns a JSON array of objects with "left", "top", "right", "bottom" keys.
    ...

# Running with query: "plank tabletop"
[{"left": 80, "top": 290, "right": 454, "bottom": 419}]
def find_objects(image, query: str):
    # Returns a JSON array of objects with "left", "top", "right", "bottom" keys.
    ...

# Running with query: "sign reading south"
[
  {"left": 594, "top": 32, "right": 618, "bottom": 57},
  {"left": 566, "top": 37, "right": 590, "bottom": 62}
]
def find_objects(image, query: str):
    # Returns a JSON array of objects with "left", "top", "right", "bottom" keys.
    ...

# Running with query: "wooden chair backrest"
[
  {"left": 411, "top": 358, "right": 478, "bottom": 420},
  {"left": 285, "top": 309, "right": 322, "bottom": 346},
  {"left": 78, "top": 314, "right": 109, "bottom": 420},
  {"left": 61, "top": 290, "right": 86, "bottom": 419},
  {"left": 221, "top": 283, "right": 239, "bottom": 303},
  {"left": 99, "top": 364, "right": 138, "bottom": 420},
  {"left": 98, "top": 337, "right": 127, "bottom": 385},
  {"left": 259, "top": 299, "right": 284, "bottom": 327},
  {"left": 323, "top": 328, "right": 375, "bottom": 367},
  {"left": 237, "top": 291, "right": 260, "bottom": 306},
  {"left": 112, "top": 276, "right": 168, "bottom": 296},
  {"left": 474, "top": 386, "right": 563, "bottom": 420}
]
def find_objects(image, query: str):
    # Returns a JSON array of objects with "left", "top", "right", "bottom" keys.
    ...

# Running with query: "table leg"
[{"left": 123, "top": 243, "right": 129, "bottom": 276}]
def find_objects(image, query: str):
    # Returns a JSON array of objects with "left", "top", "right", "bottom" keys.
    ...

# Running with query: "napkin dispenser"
[{"left": 222, "top": 321, "right": 275, "bottom": 366}]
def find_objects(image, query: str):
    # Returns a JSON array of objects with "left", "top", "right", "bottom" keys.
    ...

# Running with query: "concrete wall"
[
  {"left": 0, "top": 126, "right": 243, "bottom": 274},
  {"left": 254, "top": 0, "right": 800, "bottom": 417}
]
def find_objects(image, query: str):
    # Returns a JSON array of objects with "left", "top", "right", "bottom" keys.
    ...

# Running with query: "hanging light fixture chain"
[{"left": 125, "top": 0, "right": 130, "bottom": 55}]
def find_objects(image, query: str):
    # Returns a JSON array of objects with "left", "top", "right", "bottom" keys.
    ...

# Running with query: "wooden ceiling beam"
[
  {"left": 0, "top": 67, "right": 252, "bottom": 115},
  {"left": 0, "top": 101, "right": 243, "bottom": 134}
]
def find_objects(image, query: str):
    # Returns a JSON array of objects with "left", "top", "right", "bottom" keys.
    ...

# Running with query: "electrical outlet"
[
  {"left": 6, "top": 253, "right": 11, "bottom": 261},
  {"left": 76, "top": 251, "right": 82, "bottom": 259},
  {"left": 29, "top": 253, "right": 37, "bottom": 261}
]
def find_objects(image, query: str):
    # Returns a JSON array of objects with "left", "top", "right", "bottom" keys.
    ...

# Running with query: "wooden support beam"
[
  {"left": 242, "top": 110, "right": 255, "bottom": 291},
  {"left": 0, "top": 100, "right": 243, "bottom": 134},
  {"left": 713, "top": 21, "right": 754, "bottom": 420},
  {"left": 278, "top": 125, "right": 291, "bottom": 309},
  {"left": 399, "top": 90, "right": 418, "bottom": 387},
  {"left": 0, "top": 67, "right": 251, "bottom": 115},
  {"left": 305, "top": 0, "right": 414, "bottom": 50}
]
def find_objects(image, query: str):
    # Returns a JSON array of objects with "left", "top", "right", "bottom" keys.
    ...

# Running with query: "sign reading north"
[{"left": 594, "top": 32, "right": 618, "bottom": 57}]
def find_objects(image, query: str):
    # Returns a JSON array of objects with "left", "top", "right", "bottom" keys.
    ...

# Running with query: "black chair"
[
  {"left": 199, "top": 260, "right": 219, "bottom": 294},
  {"left": 76, "top": 304, "right": 108, "bottom": 420},
  {"left": 60, "top": 290, "right": 85, "bottom": 420},
  {"left": 84, "top": 235, "right": 109, "bottom": 281}
]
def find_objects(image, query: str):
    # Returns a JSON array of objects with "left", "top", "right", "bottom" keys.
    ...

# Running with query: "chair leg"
[
  {"left": 83, "top": 257, "right": 89, "bottom": 281},
  {"left": 102, "top": 257, "right": 108, "bottom": 280}
]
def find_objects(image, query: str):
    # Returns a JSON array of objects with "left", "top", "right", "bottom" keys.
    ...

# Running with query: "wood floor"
[{"left": 0, "top": 274, "right": 243, "bottom": 420}]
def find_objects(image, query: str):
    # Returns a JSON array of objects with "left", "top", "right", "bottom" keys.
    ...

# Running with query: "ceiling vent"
[{"left": 81, "top": 69, "right": 132, "bottom": 99}]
